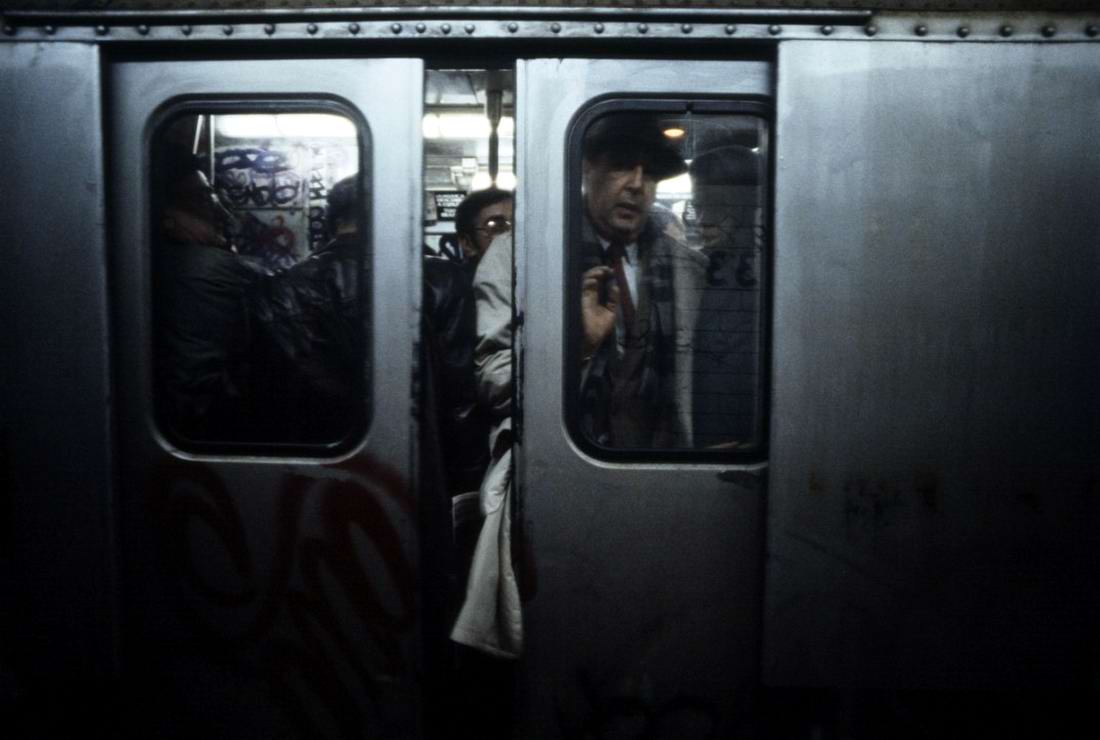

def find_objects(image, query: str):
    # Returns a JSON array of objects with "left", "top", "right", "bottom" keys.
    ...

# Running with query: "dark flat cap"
[{"left": 583, "top": 114, "right": 688, "bottom": 180}]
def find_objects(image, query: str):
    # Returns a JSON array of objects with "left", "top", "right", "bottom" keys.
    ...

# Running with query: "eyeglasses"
[{"left": 475, "top": 217, "right": 512, "bottom": 237}]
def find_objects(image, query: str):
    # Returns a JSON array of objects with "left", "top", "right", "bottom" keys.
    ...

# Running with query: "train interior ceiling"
[{"left": 424, "top": 69, "right": 515, "bottom": 257}]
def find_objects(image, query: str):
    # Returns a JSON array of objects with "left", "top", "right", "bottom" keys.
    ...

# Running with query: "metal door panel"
[
  {"left": 767, "top": 41, "right": 1100, "bottom": 689},
  {"left": 517, "top": 58, "right": 772, "bottom": 738},
  {"left": 0, "top": 41, "right": 117, "bottom": 687},
  {"left": 110, "top": 57, "right": 423, "bottom": 738}
]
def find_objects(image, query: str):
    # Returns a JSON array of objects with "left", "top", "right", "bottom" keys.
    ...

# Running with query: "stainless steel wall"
[
  {"left": 0, "top": 42, "right": 117, "bottom": 680},
  {"left": 766, "top": 40, "right": 1100, "bottom": 689}
]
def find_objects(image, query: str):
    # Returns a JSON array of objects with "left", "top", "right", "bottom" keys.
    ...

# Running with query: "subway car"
[{"left": 2, "top": 1, "right": 1098, "bottom": 738}]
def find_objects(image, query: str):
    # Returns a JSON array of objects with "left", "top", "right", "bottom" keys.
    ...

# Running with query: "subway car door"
[
  {"left": 110, "top": 57, "right": 423, "bottom": 739},
  {"left": 514, "top": 59, "right": 772, "bottom": 737}
]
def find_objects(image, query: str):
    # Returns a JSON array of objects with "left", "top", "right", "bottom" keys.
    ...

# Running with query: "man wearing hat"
[
  {"left": 688, "top": 145, "right": 766, "bottom": 448},
  {"left": 577, "top": 114, "right": 707, "bottom": 449}
]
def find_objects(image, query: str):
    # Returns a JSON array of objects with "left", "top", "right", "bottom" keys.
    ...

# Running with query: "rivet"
[
  {"left": 45, "top": 25, "right": 56, "bottom": 35},
  {"left": 681, "top": 24, "right": 692, "bottom": 34},
  {"left": 416, "top": 23, "right": 426, "bottom": 34},
  {"left": 349, "top": 22, "right": 359, "bottom": 35},
  {"left": 1000, "top": 24, "right": 1013, "bottom": 37},
  {"left": 821, "top": 25, "right": 834, "bottom": 36},
  {"left": 441, "top": 23, "right": 451, "bottom": 34},
  {"left": 725, "top": 24, "right": 737, "bottom": 35},
  {"left": 464, "top": 24, "right": 475, "bottom": 34},
  {"left": 95, "top": 25, "right": 108, "bottom": 36},
  {"left": 137, "top": 24, "right": 149, "bottom": 36},
  {"left": 1041, "top": 25, "right": 1055, "bottom": 38},
  {"left": 223, "top": 25, "right": 233, "bottom": 36},
  {"left": 264, "top": 23, "right": 275, "bottom": 35},
  {"left": 551, "top": 22, "right": 561, "bottom": 33},
  {"left": 594, "top": 23, "right": 604, "bottom": 34},
  {"left": 915, "top": 24, "right": 928, "bottom": 36},
  {"left": 181, "top": 25, "right": 192, "bottom": 36},
  {"left": 957, "top": 25, "right": 970, "bottom": 38},
  {"left": 307, "top": 23, "right": 318, "bottom": 35},
  {"left": 638, "top": 23, "right": 648, "bottom": 34},
  {"left": 1089, "top": 25, "right": 1100, "bottom": 38},
  {"left": 391, "top": 23, "right": 402, "bottom": 34},
  {"left": 768, "top": 25, "right": 781, "bottom": 36},
  {"left": 864, "top": 24, "right": 878, "bottom": 37}
]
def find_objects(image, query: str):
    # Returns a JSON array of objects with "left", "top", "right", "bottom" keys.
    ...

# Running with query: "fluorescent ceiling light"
[
  {"left": 657, "top": 173, "right": 693, "bottom": 196},
  {"left": 470, "top": 171, "right": 493, "bottom": 190},
  {"left": 422, "top": 113, "right": 516, "bottom": 140},
  {"left": 216, "top": 113, "right": 356, "bottom": 139}
]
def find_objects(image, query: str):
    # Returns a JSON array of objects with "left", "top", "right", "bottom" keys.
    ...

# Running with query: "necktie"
[{"left": 607, "top": 241, "right": 636, "bottom": 330}]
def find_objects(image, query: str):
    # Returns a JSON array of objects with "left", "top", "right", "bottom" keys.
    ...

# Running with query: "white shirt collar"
[{"left": 597, "top": 235, "right": 638, "bottom": 264}]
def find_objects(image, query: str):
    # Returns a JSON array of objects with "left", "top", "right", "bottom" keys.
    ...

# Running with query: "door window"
[
  {"left": 151, "top": 108, "right": 368, "bottom": 452},
  {"left": 566, "top": 104, "right": 769, "bottom": 457}
]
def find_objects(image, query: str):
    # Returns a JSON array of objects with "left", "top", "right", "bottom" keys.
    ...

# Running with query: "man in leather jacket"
[{"left": 423, "top": 188, "right": 513, "bottom": 494}]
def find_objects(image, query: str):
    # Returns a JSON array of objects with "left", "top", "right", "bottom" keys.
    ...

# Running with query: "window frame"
[
  {"left": 148, "top": 97, "right": 373, "bottom": 457},
  {"left": 562, "top": 95, "right": 774, "bottom": 464}
]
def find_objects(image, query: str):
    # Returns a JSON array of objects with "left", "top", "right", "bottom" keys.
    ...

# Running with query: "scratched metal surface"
[
  {"left": 109, "top": 57, "right": 424, "bottom": 737},
  {"left": 0, "top": 41, "right": 118, "bottom": 693},
  {"left": 766, "top": 40, "right": 1100, "bottom": 689},
  {"left": 3, "top": 0, "right": 1097, "bottom": 12},
  {"left": 517, "top": 57, "right": 772, "bottom": 739}
]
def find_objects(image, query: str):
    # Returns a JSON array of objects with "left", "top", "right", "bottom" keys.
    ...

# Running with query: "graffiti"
[
  {"left": 558, "top": 668, "right": 722, "bottom": 739},
  {"left": 843, "top": 476, "right": 904, "bottom": 535},
  {"left": 308, "top": 167, "right": 329, "bottom": 252},
  {"left": 215, "top": 147, "right": 304, "bottom": 209},
  {"left": 704, "top": 249, "right": 758, "bottom": 289},
  {"left": 217, "top": 147, "right": 294, "bottom": 175},
  {"left": 147, "top": 456, "right": 415, "bottom": 738},
  {"left": 232, "top": 212, "right": 299, "bottom": 270},
  {"left": 309, "top": 206, "right": 327, "bottom": 251}
]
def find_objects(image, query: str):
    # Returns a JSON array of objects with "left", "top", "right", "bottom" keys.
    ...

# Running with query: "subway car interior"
[{"left": 3, "top": 3, "right": 1100, "bottom": 739}]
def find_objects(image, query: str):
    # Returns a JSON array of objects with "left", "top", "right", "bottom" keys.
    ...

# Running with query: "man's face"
[
  {"left": 461, "top": 198, "right": 513, "bottom": 261},
  {"left": 583, "top": 152, "right": 658, "bottom": 244}
]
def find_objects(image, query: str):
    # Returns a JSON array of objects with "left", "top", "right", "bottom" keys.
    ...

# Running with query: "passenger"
[
  {"left": 423, "top": 187, "right": 513, "bottom": 494},
  {"left": 451, "top": 116, "right": 707, "bottom": 657},
  {"left": 249, "top": 175, "right": 364, "bottom": 443},
  {"left": 157, "top": 159, "right": 364, "bottom": 445},
  {"left": 574, "top": 114, "right": 707, "bottom": 449},
  {"left": 449, "top": 188, "right": 522, "bottom": 658},
  {"left": 688, "top": 146, "right": 765, "bottom": 448},
  {"left": 155, "top": 149, "right": 265, "bottom": 441}
]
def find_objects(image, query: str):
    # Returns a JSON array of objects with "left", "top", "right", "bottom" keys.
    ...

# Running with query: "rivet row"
[{"left": 6, "top": 20, "right": 1100, "bottom": 40}]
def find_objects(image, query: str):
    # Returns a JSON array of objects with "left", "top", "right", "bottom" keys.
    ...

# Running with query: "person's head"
[
  {"left": 326, "top": 175, "right": 360, "bottom": 239},
  {"left": 455, "top": 187, "right": 513, "bottom": 261},
  {"left": 581, "top": 115, "right": 686, "bottom": 244},
  {"left": 160, "top": 146, "right": 234, "bottom": 247},
  {"left": 688, "top": 145, "right": 762, "bottom": 251}
]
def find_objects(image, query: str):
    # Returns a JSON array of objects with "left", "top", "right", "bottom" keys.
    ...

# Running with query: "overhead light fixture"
[
  {"left": 663, "top": 127, "right": 686, "bottom": 139},
  {"left": 422, "top": 113, "right": 516, "bottom": 140},
  {"left": 470, "top": 171, "right": 493, "bottom": 190},
  {"left": 216, "top": 113, "right": 356, "bottom": 139},
  {"left": 422, "top": 113, "right": 442, "bottom": 139},
  {"left": 656, "top": 173, "right": 693, "bottom": 196}
]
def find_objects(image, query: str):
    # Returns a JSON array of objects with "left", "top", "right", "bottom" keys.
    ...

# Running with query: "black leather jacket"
[{"left": 423, "top": 256, "right": 491, "bottom": 493}]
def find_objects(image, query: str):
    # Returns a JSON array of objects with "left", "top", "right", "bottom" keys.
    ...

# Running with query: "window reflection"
[
  {"left": 153, "top": 112, "right": 367, "bottom": 449},
  {"left": 572, "top": 110, "right": 767, "bottom": 453}
]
